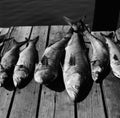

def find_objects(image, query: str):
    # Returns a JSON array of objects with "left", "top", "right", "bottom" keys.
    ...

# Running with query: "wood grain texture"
[
  {"left": 0, "top": 27, "right": 14, "bottom": 118},
  {"left": 38, "top": 85, "right": 55, "bottom": 118},
  {"left": 102, "top": 72, "right": 120, "bottom": 118},
  {"left": 9, "top": 26, "right": 48, "bottom": 118},
  {"left": 77, "top": 83, "right": 106, "bottom": 118}
]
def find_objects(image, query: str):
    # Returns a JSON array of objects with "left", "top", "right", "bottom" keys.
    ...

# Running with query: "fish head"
[
  {"left": 92, "top": 66, "right": 102, "bottom": 81},
  {"left": 0, "top": 71, "right": 8, "bottom": 86},
  {"left": 13, "top": 70, "right": 28, "bottom": 87},
  {"left": 34, "top": 65, "right": 57, "bottom": 85},
  {"left": 65, "top": 73, "right": 81, "bottom": 101}
]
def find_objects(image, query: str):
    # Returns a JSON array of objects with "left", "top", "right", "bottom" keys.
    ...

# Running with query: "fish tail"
[
  {"left": 49, "top": 28, "right": 73, "bottom": 49},
  {"left": 13, "top": 38, "right": 28, "bottom": 48},
  {"left": 100, "top": 32, "right": 115, "bottom": 38},
  {"left": 28, "top": 36, "right": 39, "bottom": 45},
  {"left": 79, "top": 18, "right": 91, "bottom": 33}
]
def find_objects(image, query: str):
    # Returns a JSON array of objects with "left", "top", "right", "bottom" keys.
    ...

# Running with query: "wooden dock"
[{"left": 0, "top": 26, "right": 120, "bottom": 118}]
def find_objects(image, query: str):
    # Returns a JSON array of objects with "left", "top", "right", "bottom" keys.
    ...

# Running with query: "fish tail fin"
[
  {"left": 63, "top": 16, "right": 90, "bottom": 33},
  {"left": 3, "top": 37, "right": 14, "bottom": 42},
  {"left": 13, "top": 38, "right": 28, "bottom": 48},
  {"left": 79, "top": 17, "right": 91, "bottom": 32},
  {"left": 100, "top": 32, "right": 115, "bottom": 39},
  {"left": 29, "top": 36, "right": 39, "bottom": 45}
]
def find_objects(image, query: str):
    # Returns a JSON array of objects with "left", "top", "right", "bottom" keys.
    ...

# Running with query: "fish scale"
[
  {"left": 13, "top": 36, "right": 39, "bottom": 88},
  {"left": 80, "top": 21, "right": 110, "bottom": 82},
  {"left": 63, "top": 16, "right": 91, "bottom": 102}
]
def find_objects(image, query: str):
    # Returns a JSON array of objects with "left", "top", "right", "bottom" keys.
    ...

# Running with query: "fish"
[
  {"left": 0, "top": 39, "right": 28, "bottom": 86},
  {"left": 79, "top": 19, "right": 110, "bottom": 82},
  {"left": 0, "top": 36, "right": 13, "bottom": 56},
  {"left": 101, "top": 33, "right": 120, "bottom": 78},
  {"left": 34, "top": 27, "right": 73, "bottom": 85},
  {"left": 63, "top": 16, "right": 92, "bottom": 101},
  {"left": 13, "top": 36, "right": 39, "bottom": 88}
]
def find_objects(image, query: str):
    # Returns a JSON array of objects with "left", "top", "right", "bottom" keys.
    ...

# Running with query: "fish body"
[
  {"left": 0, "top": 39, "right": 27, "bottom": 86},
  {"left": 102, "top": 34, "right": 120, "bottom": 78},
  {"left": 13, "top": 36, "right": 39, "bottom": 87},
  {"left": 63, "top": 17, "right": 91, "bottom": 101},
  {"left": 34, "top": 28, "right": 73, "bottom": 85},
  {"left": 80, "top": 21, "right": 109, "bottom": 82}
]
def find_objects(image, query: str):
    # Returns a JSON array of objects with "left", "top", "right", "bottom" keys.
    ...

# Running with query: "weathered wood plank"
[
  {"left": 77, "top": 83, "right": 106, "bottom": 118},
  {"left": 38, "top": 85, "right": 56, "bottom": 118},
  {"left": 102, "top": 72, "right": 120, "bottom": 118},
  {"left": 38, "top": 25, "right": 74, "bottom": 118},
  {"left": 0, "top": 27, "right": 14, "bottom": 118},
  {"left": 9, "top": 26, "right": 48, "bottom": 118}
]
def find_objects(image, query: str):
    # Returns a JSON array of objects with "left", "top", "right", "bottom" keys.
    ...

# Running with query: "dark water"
[
  {"left": 0, "top": 0, "right": 95, "bottom": 27},
  {"left": 0, "top": 0, "right": 120, "bottom": 30}
]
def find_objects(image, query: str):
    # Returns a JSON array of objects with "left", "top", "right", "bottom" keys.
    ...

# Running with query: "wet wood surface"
[{"left": 0, "top": 26, "right": 120, "bottom": 118}]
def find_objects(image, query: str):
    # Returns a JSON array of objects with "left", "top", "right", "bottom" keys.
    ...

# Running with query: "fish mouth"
[
  {"left": 13, "top": 70, "right": 28, "bottom": 87},
  {"left": 65, "top": 73, "right": 81, "bottom": 101},
  {"left": 0, "top": 72, "right": 8, "bottom": 87},
  {"left": 92, "top": 66, "right": 102, "bottom": 81},
  {"left": 34, "top": 69, "right": 57, "bottom": 85},
  {"left": 92, "top": 72, "right": 99, "bottom": 82}
]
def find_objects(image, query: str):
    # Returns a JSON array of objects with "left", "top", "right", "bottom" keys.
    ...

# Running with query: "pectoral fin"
[
  {"left": 69, "top": 54, "right": 76, "bottom": 66},
  {"left": 41, "top": 56, "right": 48, "bottom": 66}
]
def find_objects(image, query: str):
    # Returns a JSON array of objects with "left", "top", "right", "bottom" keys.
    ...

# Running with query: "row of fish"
[
  {"left": 0, "top": 36, "right": 39, "bottom": 88},
  {"left": 34, "top": 17, "right": 120, "bottom": 102},
  {"left": 0, "top": 17, "right": 120, "bottom": 101}
]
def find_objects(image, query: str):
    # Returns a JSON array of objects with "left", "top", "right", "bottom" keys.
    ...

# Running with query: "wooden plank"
[
  {"left": 0, "top": 27, "right": 14, "bottom": 118},
  {"left": 38, "top": 85, "right": 56, "bottom": 118},
  {"left": 38, "top": 25, "right": 74, "bottom": 118},
  {"left": 77, "top": 83, "right": 106, "bottom": 118},
  {"left": 9, "top": 26, "right": 48, "bottom": 118},
  {"left": 102, "top": 72, "right": 120, "bottom": 118}
]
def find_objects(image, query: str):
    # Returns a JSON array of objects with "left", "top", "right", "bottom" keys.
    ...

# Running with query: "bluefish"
[
  {"left": 79, "top": 20, "right": 109, "bottom": 82},
  {"left": 34, "top": 27, "right": 73, "bottom": 85},
  {"left": 13, "top": 36, "right": 39, "bottom": 88},
  {"left": 101, "top": 33, "right": 120, "bottom": 78},
  {"left": 0, "top": 39, "right": 28, "bottom": 86},
  {"left": 63, "top": 16, "right": 91, "bottom": 101}
]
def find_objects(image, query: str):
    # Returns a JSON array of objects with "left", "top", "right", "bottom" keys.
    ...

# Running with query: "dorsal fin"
[
  {"left": 69, "top": 54, "right": 76, "bottom": 66},
  {"left": 41, "top": 55, "right": 48, "bottom": 66}
]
